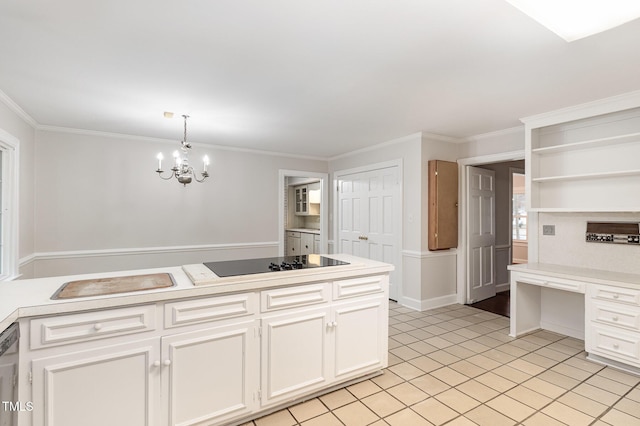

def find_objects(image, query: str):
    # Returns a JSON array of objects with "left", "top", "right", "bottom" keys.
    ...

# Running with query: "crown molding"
[
  {"left": 37, "top": 125, "right": 329, "bottom": 161},
  {"left": 521, "top": 89, "right": 640, "bottom": 129},
  {"left": 462, "top": 126, "right": 523, "bottom": 142},
  {"left": 0, "top": 89, "right": 38, "bottom": 128},
  {"left": 328, "top": 132, "right": 423, "bottom": 161}
]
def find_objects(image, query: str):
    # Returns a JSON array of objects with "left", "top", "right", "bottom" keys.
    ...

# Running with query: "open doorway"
[
  {"left": 458, "top": 156, "right": 525, "bottom": 317},
  {"left": 278, "top": 170, "right": 329, "bottom": 257},
  {"left": 511, "top": 169, "right": 528, "bottom": 264}
]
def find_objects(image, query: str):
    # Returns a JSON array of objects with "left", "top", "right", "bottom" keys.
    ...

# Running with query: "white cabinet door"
[
  {"left": 162, "top": 321, "right": 259, "bottom": 426},
  {"left": 313, "top": 235, "right": 320, "bottom": 254},
  {"left": 332, "top": 297, "right": 386, "bottom": 381},
  {"left": 300, "top": 233, "right": 314, "bottom": 255},
  {"left": 31, "top": 339, "right": 160, "bottom": 426},
  {"left": 261, "top": 308, "right": 330, "bottom": 406},
  {"left": 287, "top": 234, "right": 301, "bottom": 255}
]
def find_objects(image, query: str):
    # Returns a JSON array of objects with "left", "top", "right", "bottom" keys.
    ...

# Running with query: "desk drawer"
[
  {"left": 591, "top": 301, "right": 640, "bottom": 332},
  {"left": 515, "top": 273, "right": 585, "bottom": 293},
  {"left": 30, "top": 305, "right": 156, "bottom": 350},
  {"left": 591, "top": 284, "right": 640, "bottom": 307},
  {"left": 261, "top": 283, "right": 329, "bottom": 312},
  {"left": 588, "top": 325, "right": 640, "bottom": 367},
  {"left": 286, "top": 231, "right": 300, "bottom": 238}
]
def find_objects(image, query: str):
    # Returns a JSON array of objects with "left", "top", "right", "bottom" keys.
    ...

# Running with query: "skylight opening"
[{"left": 505, "top": 0, "right": 640, "bottom": 42}]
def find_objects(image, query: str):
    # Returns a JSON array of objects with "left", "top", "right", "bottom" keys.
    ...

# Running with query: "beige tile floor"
[{"left": 247, "top": 302, "right": 640, "bottom": 426}]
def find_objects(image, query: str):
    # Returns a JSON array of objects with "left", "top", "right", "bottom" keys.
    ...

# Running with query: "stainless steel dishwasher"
[{"left": 0, "top": 323, "right": 19, "bottom": 426}]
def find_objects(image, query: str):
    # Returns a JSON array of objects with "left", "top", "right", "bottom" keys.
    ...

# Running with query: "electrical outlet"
[{"left": 543, "top": 225, "right": 555, "bottom": 236}]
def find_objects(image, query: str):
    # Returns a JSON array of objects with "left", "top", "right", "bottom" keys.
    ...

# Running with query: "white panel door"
[
  {"left": 162, "top": 321, "right": 258, "bottom": 426},
  {"left": 338, "top": 166, "right": 400, "bottom": 300},
  {"left": 466, "top": 166, "right": 496, "bottom": 304}
]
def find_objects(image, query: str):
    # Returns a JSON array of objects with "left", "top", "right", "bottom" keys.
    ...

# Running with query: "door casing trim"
[{"left": 456, "top": 151, "right": 524, "bottom": 305}]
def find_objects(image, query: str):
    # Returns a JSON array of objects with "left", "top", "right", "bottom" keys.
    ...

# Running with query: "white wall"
[
  {"left": 30, "top": 129, "right": 327, "bottom": 276},
  {"left": 458, "top": 127, "right": 525, "bottom": 159},
  {"left": 420, "top": 135, "right": 459, "bottom": 306},
  {"left": 0, "top": 100, "right": 36, "bottom": 278},
  {"left": 538, "top": 212, "right": 640, "bottom": 275}
]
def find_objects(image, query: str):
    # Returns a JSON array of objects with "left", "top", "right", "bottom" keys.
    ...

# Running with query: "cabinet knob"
[
  {"left": 612, "top": 316, "right": 619, "bottom": 322},
  {"left": 163, "top": 359, "right": 172, "bottom": 367},
  {"left": 613, "top": 343, "right": 620, "bottom": 350},
  {"left": 93, "top": 323, "right": 103, "bottom": 331},
  {"left": 613, "top": 294, "right": 619, "bottom": 299},
  {"left": 153, "top": 360, "right": 161, "bottom": 368}
]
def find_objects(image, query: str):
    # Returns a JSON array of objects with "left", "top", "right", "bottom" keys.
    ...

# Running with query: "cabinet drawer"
[
  {"left": 588, "top": 326, "right": 640, "bottom": 367},
  {"left": 287, "top": 231, "right": 300, "bottom": 238},
  {"left": 164, "top": 293, "right": 257, "bottom": 329},
  {"left": 30, "top": 305, "right": 156, "bottom": 350},
  {"left": 261, "top": 283, "right": 329, "bottom": 312},
  {"left": 591, "top": 301, "right": 640, "bottom": 332},
  {"left": 591, "top": 284, "right": 640, "bottom": 306},
  {"left": 333, "top": 276, "right": 385, "bottom": 300},
  {"left": 515, "top": 273, "right": 585, "bottom": 293}
]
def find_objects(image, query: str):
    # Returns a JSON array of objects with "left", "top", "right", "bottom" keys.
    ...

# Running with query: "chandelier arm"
[
  {"left": 156, "top": 170, "right": 177, "bottom": 180},
  {"left": 193, "top": 171, "right": 209, "bottom": 183}
]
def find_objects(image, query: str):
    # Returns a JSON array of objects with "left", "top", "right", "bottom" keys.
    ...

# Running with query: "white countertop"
[
  {"left": 0, "top": 254, "right": 393, "bottom": 333},
  {"left": 286, "top": 228, "right": 321, "bottom": 234},
  {"left": 508, "top": 263, "right": 640, "bottom": 289}
]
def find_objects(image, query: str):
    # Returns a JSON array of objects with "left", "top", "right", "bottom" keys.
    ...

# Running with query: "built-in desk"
[{"left": 509, "top": 263, "right": 640, "bottom": 374}]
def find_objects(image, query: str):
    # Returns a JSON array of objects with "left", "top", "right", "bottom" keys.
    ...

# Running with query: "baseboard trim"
[
  {"left": 400, "top": 294, "right": 458, "bottom": 312},
  {"left": 540, "top": 320, "right": 584, "bottom": 340}
]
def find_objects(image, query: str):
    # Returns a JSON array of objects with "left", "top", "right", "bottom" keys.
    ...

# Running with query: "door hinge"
[
  {"left": 28, "top": 371, "right": 32, "bottom": 385},
  {"left": 255, "top": 326, "right": 262, "bottom": 338}
]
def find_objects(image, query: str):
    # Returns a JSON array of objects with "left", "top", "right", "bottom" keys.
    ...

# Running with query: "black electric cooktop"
[{"left": 203, "top": 255, "right": 349, "bottom": 278}]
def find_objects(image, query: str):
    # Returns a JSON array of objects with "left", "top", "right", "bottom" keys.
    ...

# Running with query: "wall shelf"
[
  {"left": 532, "top": 169, "right": 640, "bottom": 183},
  {"left": 532, "top": 131, "right": 640, "bottom": 155},
  {"left": 526, "top": 105, "right": 640, "bottom": 212}
]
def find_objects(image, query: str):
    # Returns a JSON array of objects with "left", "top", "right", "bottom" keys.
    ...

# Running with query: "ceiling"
[{"left": 1, "top": 0, "right": 639, "bottom": 158}]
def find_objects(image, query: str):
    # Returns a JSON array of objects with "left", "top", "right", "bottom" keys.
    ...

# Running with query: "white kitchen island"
[{"left": 0, "top": 254, "right": 392, "bottom": 426}]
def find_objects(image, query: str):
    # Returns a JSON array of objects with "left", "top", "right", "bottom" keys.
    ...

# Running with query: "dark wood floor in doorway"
[{"left": 468, "top": 291, "right": 510, "bottom": 318}]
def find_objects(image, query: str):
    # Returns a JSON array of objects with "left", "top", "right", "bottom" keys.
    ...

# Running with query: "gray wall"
[
  {"left": 28, "top": 129, "right": 327, "bottom": 276},
  {"left": 0, "top": 100, "right": 36, "bottom": 277}
]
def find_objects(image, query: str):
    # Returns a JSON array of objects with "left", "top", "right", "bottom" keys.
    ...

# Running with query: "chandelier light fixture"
[{"left": 156, "top": 114, "right": 209, "bottom": 186}]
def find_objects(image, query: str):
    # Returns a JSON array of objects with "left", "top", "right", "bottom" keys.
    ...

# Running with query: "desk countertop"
[{"left": 508, "top": 263, "right": 640, "bottom": 289}]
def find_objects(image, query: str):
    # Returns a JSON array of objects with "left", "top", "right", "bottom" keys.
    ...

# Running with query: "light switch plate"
[{"left": 543, "top": 225, "right": 555, "bottom": 236}]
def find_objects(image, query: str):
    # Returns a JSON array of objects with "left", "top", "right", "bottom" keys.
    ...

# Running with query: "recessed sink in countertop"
[{"left": 51, "top": 273, "right": 176, "bottom": 299}]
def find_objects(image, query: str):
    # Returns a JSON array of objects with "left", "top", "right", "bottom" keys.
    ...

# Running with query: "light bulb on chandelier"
[{"left": 155, "top": 114, "right": 209, "bottom": 186}]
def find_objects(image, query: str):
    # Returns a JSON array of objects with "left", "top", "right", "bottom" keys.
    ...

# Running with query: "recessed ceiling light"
[{"left": 505, "top": 0, "right": 640, "bottom": 42}]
